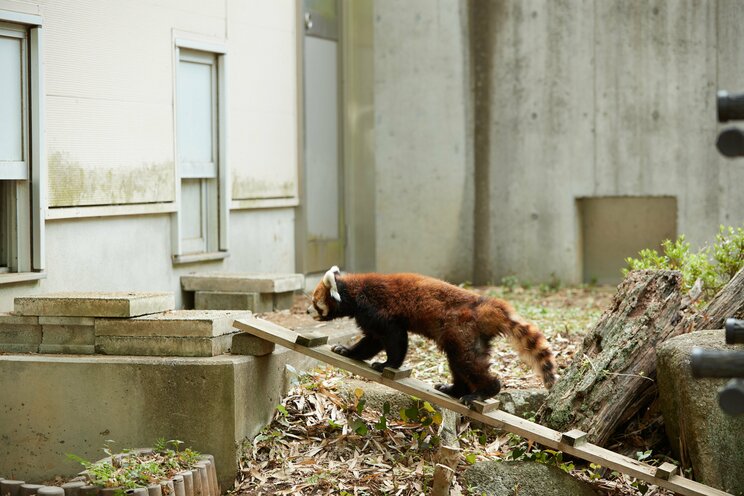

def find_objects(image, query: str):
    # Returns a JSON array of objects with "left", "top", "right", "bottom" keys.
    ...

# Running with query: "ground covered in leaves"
[{"left": 233, "top": 285, "right": 675, "bottom": 495}]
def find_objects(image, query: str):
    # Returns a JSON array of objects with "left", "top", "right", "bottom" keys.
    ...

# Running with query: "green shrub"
[{"left": 623, "top": 225, "right": 744, "bottom": 304}]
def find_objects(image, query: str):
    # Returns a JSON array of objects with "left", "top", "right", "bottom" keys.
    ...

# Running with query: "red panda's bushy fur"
[{"left": 309, "top": 269, "right": 557, "bottom": 403}]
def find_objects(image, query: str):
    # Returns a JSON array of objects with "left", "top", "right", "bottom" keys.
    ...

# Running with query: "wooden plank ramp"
[{"left": 233, "top": 317, "right": 731, "bottom": 496}]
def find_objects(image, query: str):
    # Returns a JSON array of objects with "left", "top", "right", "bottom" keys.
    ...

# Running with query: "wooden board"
[{"left": 233, "top": 317, "right": 732, "bottom": 496}]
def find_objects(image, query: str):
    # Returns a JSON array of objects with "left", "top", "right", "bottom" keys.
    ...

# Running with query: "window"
[
  {"left": 172, "top": 40, "right": 228, "bottom": 263},
  {"left": 0, "top": 13, "right": 45, "bottom": 281}
]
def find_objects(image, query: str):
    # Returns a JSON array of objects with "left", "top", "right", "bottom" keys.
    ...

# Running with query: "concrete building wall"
[
  {"left": 478, "top": 0, "right": 736, "bottom": 285},
  {"left": 369, "top": 0, "right": 744, "bottom": 285},
  {"left": 372, "top": 0, "right": 473, "bottom": 282},
  {"left": 0, "top": 209, "right": 295, "bottom": 311},
  {"left": 0, "top": 0, "right": 300, "bottom": 311}
]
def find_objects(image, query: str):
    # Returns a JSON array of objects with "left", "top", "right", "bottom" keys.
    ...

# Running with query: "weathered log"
[
  {"left": 537, "top": 270, "right": 686, "bottom": 445},
  {"left": 538, "top": 266, "right": 744, "bottom": 446},
  {"left": 693, "top": 266, "right": 744, "bottom": 330}
]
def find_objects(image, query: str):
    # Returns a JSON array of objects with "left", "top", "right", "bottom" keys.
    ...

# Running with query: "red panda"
[{"left": 307, "top": 266, "right": 557, "bottom": 404}]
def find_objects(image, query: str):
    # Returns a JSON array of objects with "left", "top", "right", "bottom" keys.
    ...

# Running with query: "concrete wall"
[
  {"left": 0, "top": 0, "right": 300, "bottom": 311},
  {"left": 475, "top": 0, "right": 744, "bottom": 284},
  {"left": 0, "top": 350, "right": 315, "bottom": 489},
  {"left": 367, "top": 0, "right": 744, "bottom": 285},
  {"left": 371, "top": 0, "right": 474, "bottom": 282}
]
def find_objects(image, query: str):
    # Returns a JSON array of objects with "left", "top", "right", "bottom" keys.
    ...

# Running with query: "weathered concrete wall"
[
  {"left": 474, "top": 0, "right": 741, "bottom": 284},
  {"left": 372, "top": 0, "right": 473, "bottom": 281},
  {"left": 716, "top": 0, "right": 744, "bottom": 229},
  {"left": 0, "top": 209, "right": 295, "bottom": 311},
  {"left": 369, "top": 1, "right": 744, "bottom": 284},
  {"left": 0, "top": 350, "right": 314, "bottom": 489}
]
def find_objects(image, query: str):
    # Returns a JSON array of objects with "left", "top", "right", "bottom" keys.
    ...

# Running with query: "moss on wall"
[
  {"left": 48, "top": 151, "right": 175, "bottom": 207},
  {"left": 231, "top": 176, "right": 296, "bottom": 200}
]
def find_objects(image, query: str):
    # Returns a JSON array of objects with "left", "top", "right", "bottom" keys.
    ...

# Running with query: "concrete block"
[
  {"left": 95, "top": 334, "right": 236, "bottom": 357},
  {"left": 39, "top": 344, "right": 95, "bottom": 355},
  {"left": 0, "top": 343, "right": 39, "bottom": 353},
  {"left": 231, "top": 333, "right": 275, "bottom": 356},
  {"left": 273, "top": 291, "right": 294, "bottom": 311},
  {"left": 194, "top": 292, "right": 273, "bottom": 313},
  {"left": 658, "top": 329, "right": 744, "bottom": 494},
  {"left": 0, "top": 312, "right": 39, "bottom": 325},
  {"left": 0, "top": 325, "right": 42, "bottom": 345},
  {"left": 181, "top": 273, "right": 304, "bottom": 294},
  {"left": 0, "top": 352, "right": 319, "bottom": 489},
  {"left": 39, "top": 316, "right": 95, "bottom": 326},
  {"left": 15, "top": 292, "right": 175, "bottom": 318},
  {"left": 95, "top": 310, "right": 252, "bottom": 338},
  {"left": 42, "top": 324, "right": 95, "bottom": 345}
]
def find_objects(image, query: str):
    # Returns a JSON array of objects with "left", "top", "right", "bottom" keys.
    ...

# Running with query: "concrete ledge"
[
  {"left": 95, "top": 310, "right": 251, "bottom": 338},
  {"left": 0, "top": 349, "right": 318, "bottom": 489},
  {"left": 181, "top": 273, "right": 304, "bottom": 294},
  {"left": 95, "top": 334, "right": 236, "bottom": 357},
  {"left": 15, "top": 292, "right": 175, "bottom": 318},
  {"left": 194, "top": 292, "right": 273, "bottom": 313}
]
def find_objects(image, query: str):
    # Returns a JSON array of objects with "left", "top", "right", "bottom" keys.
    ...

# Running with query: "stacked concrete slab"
[
  {"left": 0, "top": 292, "right": 250, "bottom": 357},
  {"left": 0, "top": 290, "right": 324, "bottom": 488},
  {"left": 181, "top": 273, "right": 304, "bottom": 312}
]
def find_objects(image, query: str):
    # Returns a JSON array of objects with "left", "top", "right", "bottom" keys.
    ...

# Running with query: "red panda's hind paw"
[
  {"left": 459, "top": 394, "right": 480, "bottom": 406},
  {"left": 370, "top": 361, "right": 386, "bottom": 372},
  {"left": 435, "top": 383, "right": 460, "bottom": 398}
]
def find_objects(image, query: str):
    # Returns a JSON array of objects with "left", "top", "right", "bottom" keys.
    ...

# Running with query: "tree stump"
[
  {"left": 538, "top": 270, "right": 686, "bottom": 445},
  {"left": 539, "top": 266, "right": 744, "bottom": 446}
]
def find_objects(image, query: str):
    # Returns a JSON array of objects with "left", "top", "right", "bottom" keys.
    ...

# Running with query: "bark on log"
[
  {"left": 537, "top": 270, "right": 685, "bottom": 445},
  {"left": 538, "top": 266, "right": 744, "bottom": 446},
  {"left": 693, "top": 266, "right": 744, "bottom": 330}
]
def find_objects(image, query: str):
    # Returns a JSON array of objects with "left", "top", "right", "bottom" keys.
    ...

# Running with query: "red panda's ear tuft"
[{"left": 322, "top": 266, "right": 342, "bottom": 302}]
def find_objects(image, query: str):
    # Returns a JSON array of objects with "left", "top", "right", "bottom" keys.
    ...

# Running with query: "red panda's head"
[{"left": 307, "top": 265, "right": 342, "bottom": 321}]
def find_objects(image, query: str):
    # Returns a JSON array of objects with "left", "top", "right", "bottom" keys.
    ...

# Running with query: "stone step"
[
  {"left": 95, "top": 310, "right": 251, "bottom": 338},
  {"left": 194, "top": 291, "right": 274, "bottom": 313},
  {"left": 15, "top": 292, "right": 175, "bottom": 318},
  {"left": 95, "top": 334, "right": 235, "bottom": 357},
  {"left": 181, "top": 273, "right": 304, "bottom": 294},
  {"left": 0, "top": 313, "right": 41, "bottom": 353}
]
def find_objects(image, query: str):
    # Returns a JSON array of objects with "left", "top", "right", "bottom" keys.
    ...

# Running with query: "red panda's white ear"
[{"left": 322, "top": 266, "right": 342, "bottom": 302}]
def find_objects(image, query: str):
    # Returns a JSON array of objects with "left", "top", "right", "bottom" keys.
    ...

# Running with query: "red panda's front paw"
[{"left": 331, "top": 344, "right": 351, "bottom": 356}]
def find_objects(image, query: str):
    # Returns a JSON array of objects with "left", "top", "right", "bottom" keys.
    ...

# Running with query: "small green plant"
[
  {"left": 500, "top": 275, "right": 520, "bottom": 292},
  {"left": 398, "top": 398, "right": 443, "bottom": 450},
  {"left": 505, "top": 435, "right": 575, "bottom": 473},
  {"left": 624, "top": 225, "right": 744, "bottom": 304},
  {"left": 67, "top": 439, "right": 200, "bottom": 490}
]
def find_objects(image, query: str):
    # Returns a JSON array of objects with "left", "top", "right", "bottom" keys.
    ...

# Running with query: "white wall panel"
[
  {"left": 228, "top": 0, "right": 298, "bottom": 200},
  {"left": 46, "top": 96, "right": 174, "bottom": 206},
  {"left": 40, "top": 0, "right": 227, "bottom": 207}
]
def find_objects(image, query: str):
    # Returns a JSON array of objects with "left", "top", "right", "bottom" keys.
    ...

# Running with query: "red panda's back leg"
[{"left": 436, "top": 326, "right": 501, "bottom": 403}]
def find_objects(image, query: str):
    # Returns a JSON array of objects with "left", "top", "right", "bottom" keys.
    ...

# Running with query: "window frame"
[
  {"left": 171, "top": 36, "right": 229, "bottom": 264},
  {"left": 0, "top": 10, "right": 45, "bottom": 283}
]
